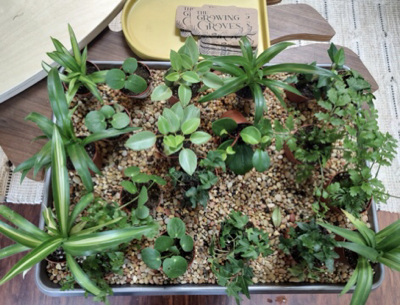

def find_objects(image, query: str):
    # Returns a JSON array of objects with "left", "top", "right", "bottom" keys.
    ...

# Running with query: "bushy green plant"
[
  {"left": 42, "top": 24, "right": 107, "bottom": 103},
  {"left": 169, "top": 151, "right": 224, "bottom": 208},
  {"left": 278, "top": 219, "right": 339, "bottom": 280},
  {"left": 14, "top": 68, "right": 139, "bottom": 191},
  {"left": 209, "top": 211, "right": 272, "bottom": 305},
  {"left": 120, "top": 166, "right": 166, "bottom": 226},
  {"left": 151, "top": 36, "right": 223, "bottom": 106},
  {"left": 105, "top": 58, "right": 148, "bottom": 95},
  {"left": 85, "top": 104, "right": 130, "bottom": 133},
  {"left": 318, "top": 211, "right": 400, "bottom": 305},
  {"left": 125, "top": 103, "right": 211, "bottom": 175},
  {"left": 0, "top": 125, "right": 159, "bottom": 302},
  {"left": 212, "top": 116, "right": 274, "bottom": 175},
  {"left": 141, "top": 218, "right": 194, "bottom": 279},
  {"left": 199, "top": 37, "right": 338, "bottom": 123}
]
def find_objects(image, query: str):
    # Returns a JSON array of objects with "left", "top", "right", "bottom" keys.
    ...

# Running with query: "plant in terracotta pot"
[
  {"left": 14, "top": 68, "right": 139, "bottom": 192},
  {"left": 212, "top": 111, "right": 276, "bottom": 175},
  {"left": 41, "top": 24, "right": 107, "bottom": 103},
  {"left": 125, "top": 103, "right": 211, "bottom": 176},
  {"left": 318, "top": 211, "right": 400, "bottom": 305},
  {"left": 169, "top": 150, "right": 224, "bottom": 209},
  {"left": 119, "top": 166, "right": 166, "bottom": 224},
  {"left": 141, "top": 218, "right": 194, "bottom": 279},
  {"left": 278, "top": 218, "right": 339, "bottom": 281},
  {"left": 105, "top": 57, "right": 151, "bottom": 99},
  {"left": 151, "top": 36, "right": 223, "bottom": 106},
  {"left": 0, "top": 126, "right": 159, "bottom": 303},
  {"left": 209, "top": 211, "right": 272, "bottom": 304},
  {"left": 199, "top": 37, "right": 338, "bottom": 124}
]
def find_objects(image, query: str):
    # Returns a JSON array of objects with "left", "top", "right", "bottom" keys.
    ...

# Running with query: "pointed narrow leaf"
[
  {"left": 340, "top": 266, "right": 358, "bottom": 295},
  {"left": 82, "top": 127, "right": 140, "bottom": 145},
  {"left": 337, "top": 242, "right": 378, "bottom": 261},
  {"left": 198, "top": 75, "right": 247, "bottom": 103},
  {"left": 0, "top": 244, "right": 29, "bottom": 260},
  {"left": 263, "top": 63, "right": 339, "bottom": 80},
  {"left": 350, "top": 257, "right": 373, "bottom": 305},
  {"left": 72, "top": 217, "right": 124, "bottom": 236},
  {"left": 256, "top": 42, "right": 294, "bottom": 68},
  {"left": 178, "top": 84, "right": 192, "bottom": 107},
  {"left": 190, "top": 131, "right": 211, "bottom": 145},
  {"left": 318, "top": 222, "right": 367, "bottom": 245},
  {"left": 0, "top": 221, "right": 42, "bottom": 248},
  {"left": 0, "top": 236, "right": 62, "bottom": 285},
  {"left": 181, "top": 118, "right": 200, "bottom": 135},
  {"left": 68, "top": 24, "right": 82, "bottom": 65},
  {"left": 68, "top": 192, "right": 94, "bottom": 230},
  {"left": 249, "top": 83, "right": 265, "bottom": 124},
  {"left": 67, "top": 143, "right": 93, "bottom": 191},
  {"left": 25, "top": 112, "right": 54, "bottom": 139}
]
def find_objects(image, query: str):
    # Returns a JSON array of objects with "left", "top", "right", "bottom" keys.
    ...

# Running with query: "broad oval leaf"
[
  {"left": 125, "top": 131, "right": 156, "bottom": 150},
  {"left": 121, "top": 181, "right": 137, "bottom": 194},
  {"left": 125, "top": 74, "right": 148, "bottom": 94},
  {"left": 180, "top": 235, "right": 194, "bottom": 252},
  {"left": 157, "top": 115, "right": 170, "bottom": 135},
  {"left": 111, "top": 112, "right": 130, "bottom": 129},
  {"left": 122, "top": 57, "right": 138, "bottom": 74},
  {"left": 178, "top": 84, "right": 192, "bottom": 107},
  {"left": 182, "top": 71, "right": 201, "bottom": 83},
  {"left": 179, "top": 149, "right": 197, "bottom": 176},
  {"left": 105, "top": 69, "right": 126, "bottom": 90},
  {"left": 155, "top": 235, "right": 174, "bottom": 252},
  {"left": 272, "top": 207, "right": 282, "bottom": 228},
  {"left": 138, "top": 186, "right": 148, "bottom": 206},
  {"left": 163, "top": 108, "right": 181, "bottom": 133},
  {"left": 99, "top": 105, "right": 115, "bottom": 119},
  {"left": 212, "top": 118, "right": 238, "bottom": 136},
  {"left": 151, "top": 85, "right": 172, "bottom": 101},
  {"left": 141, "top": 247, "right": 161, "bottom": 270},
  {"left": 252, "top": 149, "right": 270, "bottom": 172},
  {"left": 190, "top": 131, "right": 211, "bottom": 145},
  {"left": 163, "top": 256, "right": 188, "bottom": 279},
  {"left": 124, "top": 166, "right": 140, "bottom": 177},
  {"left": 136, "top": 205, "right": 150, "bottom": 219},
  {"left": 165, "top": 71, "right": 180, "bottom": 82},
  {"left": 167, "top": 218, "right": 186, "bottom": 239},
  {"left": 202, "top": 72, "right": 224, "bottom": 89},
  {"left": 240, "top": 126, "right": 262, "bottom": 144},
  {"left": 170, "top": 50, "right": 182, "bottom": 71},
  {"left": 85, "top": 111, "right": 106, "bottom": 133},
  {"left": 181, "top": 118, "right": 200, "bottom": 135}
]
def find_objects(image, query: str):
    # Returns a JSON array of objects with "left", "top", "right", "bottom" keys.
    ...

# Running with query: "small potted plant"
[
  {"left": 169, "top": 150, "right": 224, "bottom": 209},
  {"left": 318, "top": 211, "right": 400, "bottom": 305},
  {"left": 14, "top": 68, "right": 140, "bottom": 191},
  {"left": 278, "top": 218, "right": 340, "bottom": 281},
  {"left": 119, "top": 166, "right": 166, "bottom": 218},
  {"left": 199, "top": 37, "right": 338, "bottom": 124},
  {"left": 125, "top": 103, "right": 211, "bottom": 176},
  {"left": 151, "top": 36, "right": 224, "bottom": 106},
  {"left": 209, "top": 211, "right": 272, "bottom": 304},
  {"left": 212, "top": 113, "right": 273, "bottom": 175},
  {"left": 105, "top": 57, "right": 152, "bottom": 99},
  {"left": 141, "top": 218, "right": 194, "bottom": 279},
  {"left": 41, "top": 24, "right": 108, "bottom": 103}
]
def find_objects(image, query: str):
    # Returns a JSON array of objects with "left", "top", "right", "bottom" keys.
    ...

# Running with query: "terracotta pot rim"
[
  {"left": 220, "top": 109, "right": 251, "bottom": 126},
  {"left": 284, "top": 83, "right": 312, "bottom": 103},
  {"left": 119, "top": 62, "right": 152, "bottom": 98}
]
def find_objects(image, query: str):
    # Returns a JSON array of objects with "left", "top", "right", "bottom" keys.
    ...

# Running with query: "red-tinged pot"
[
  {"left": 118, "top": 184, "right": 163, "bottom": 215},
  {"left": 63, "top": 61, "right": 100, "bottom": 98},
  {"left": 322, "top": 171, "right": 373, "bottom": 214},
  {"left": 120, "top": 62, "right": 152, "bottom": 99},
  {"left": 221, "top": 110, "right": 251, "bottom": 125},
  {"left": 284, "top": 83, "right": 310, "bottom": 103}
]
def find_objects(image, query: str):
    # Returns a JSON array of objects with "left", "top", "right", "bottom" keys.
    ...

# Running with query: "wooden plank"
[
  {"left": 268, "top": 4, "right": 336, "bottom": 44},
  {"left": 270, "top": 43, "right": 379, "bottom": 92},
  {"left": 0, "top": 0, "right": 125, "bottom": 103}
]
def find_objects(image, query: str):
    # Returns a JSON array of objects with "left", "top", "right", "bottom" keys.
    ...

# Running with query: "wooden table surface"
[{"left": 0, "top": 3, "right": 398, "bottom": 304}]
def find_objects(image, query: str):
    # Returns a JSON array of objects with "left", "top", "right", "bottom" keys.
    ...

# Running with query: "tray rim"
[
  {"left": 121, "top": 0, "right": 270, "bottom": 60},
  {"left": 34, "top": 60, "right": 385, "bottom": 297}
]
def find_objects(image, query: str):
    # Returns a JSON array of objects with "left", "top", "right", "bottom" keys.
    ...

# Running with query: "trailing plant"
[
  {"left": 209, "top": 211, "right": 272, "bottom": 305},
  {"left": 169, "top": 150, "right": 224, "bottom": 209},
  {"left": 151, "top": 36, "right": 223, "bottom": 106},
  {"left": 125, "top": 103, "right": 211, "bottom": 175},
  {"left": 105, "top": 58, "right": 148, "bottom": 95},
  {"left": 85, "top": 104, "right": 130, "bottom": 133},
  {"left": 0, "top": 125, "right": 159, "bottom": 303},
  {"left": 318, "top": 210, "right": 400, "bottom": 305},
  {"left": 212, "top": 116, "right": 275, "bottom": 175},
  {"left": 199, "top": 37, "right": 339, "bottom": 124},
  {"left": 42, "top": 24, "right": 107, "bottom": 103},
  {"left": 141, "top": 218, "right": 194, "bottom": 279},
  {"left": 120, "top": 166, "right": 166, "bottom": 228},
  {"left": 278, "top": 218, "right": 339, "bottom": 281},
  {"left": 14, "top": 68, "right": 139, "bottom": 191}
]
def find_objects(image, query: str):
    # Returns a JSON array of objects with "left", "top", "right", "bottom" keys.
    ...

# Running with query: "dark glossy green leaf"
[
  {"left": 256, "top": 42, "right": 294, "bottom": 68},
  {"left": 141, "top": 247, "right": 161, "bottom": 269},
  {"left": 167, "top": 218, "right": 186, "bottom": 239},
  {"left": 68, "top": 192, "right": 94, "bottom": 230},
  {"left": 252, "top": 149, "right": 270, "bottom": 172},
  {"left": 155, "top": 236, "right": 174, "bottom": 252},
  {"left": 198, "top": 75, "right": 247, "bottom": 103},
  {"left": 67, "top": 143, "right": 93, "bottom": 192},
  {"left": 105, "top": 69, "right": 125, "bottom": 89},
  {"left": 122, "top": 58, "right": 138, "bottom": 74},
  {"left": 180, "top": 235, "right": 194, "bottom": 252},
  {"left": 163, "top": 256, "right": 188, "bottom": 279},
  {"left": 226, "top": 142, "right": 254, "bottom": 175},
  {"left": 25, "top": 112, "right": 54, "bottom": 139},
  {"left": 211, "top": 118, "right": 238, "bottom": 136}
]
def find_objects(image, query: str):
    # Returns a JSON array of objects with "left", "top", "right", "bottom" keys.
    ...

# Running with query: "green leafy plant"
[
  {"left": 209, "top": 211, "right": 272, "bottom": 305},
  {"left": 14, "top": 68, "right": 139, "bottom": 191},
  {"left": 120, "top": 166, "right": 166, "bottom": 227},
  {"left": 105, "top": 58, "right": 148, "bottom": 95},
  {"left": 212, "top": 115, "right": 274, "bottom": 175},
  {"left": 141, "top": 218, "right": 194, "bottom": 279},
  {"left": 168, "top": 151, "right": 224, "bottom": 209},
  {"left": 199, "top": 37, "right": 338, "bottom": 123},
  {"left": 125, "top": 103, "right": 211, "bottom": 175},
  {"left": 318, "top": 211, "right": 400, "bottom": 305},
  {"left": 151, "top": 36, "right": 223, "bottom": 106},
  {"left": 42, "top": 24, "right": 107, "bottom": 103},
  {"left": 0, "top": 125, "right": 159, "bottom": 302},
  {"left": 85, "top": 104, "right": 130, "bottom": 133},
  {"left": 278, "top": 219, "right": 339, "bottom": 281}
]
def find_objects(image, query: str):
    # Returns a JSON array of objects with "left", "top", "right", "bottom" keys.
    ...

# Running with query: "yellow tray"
[{"left": 121, "top": 0, "right": 270, "bottom": 60}]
